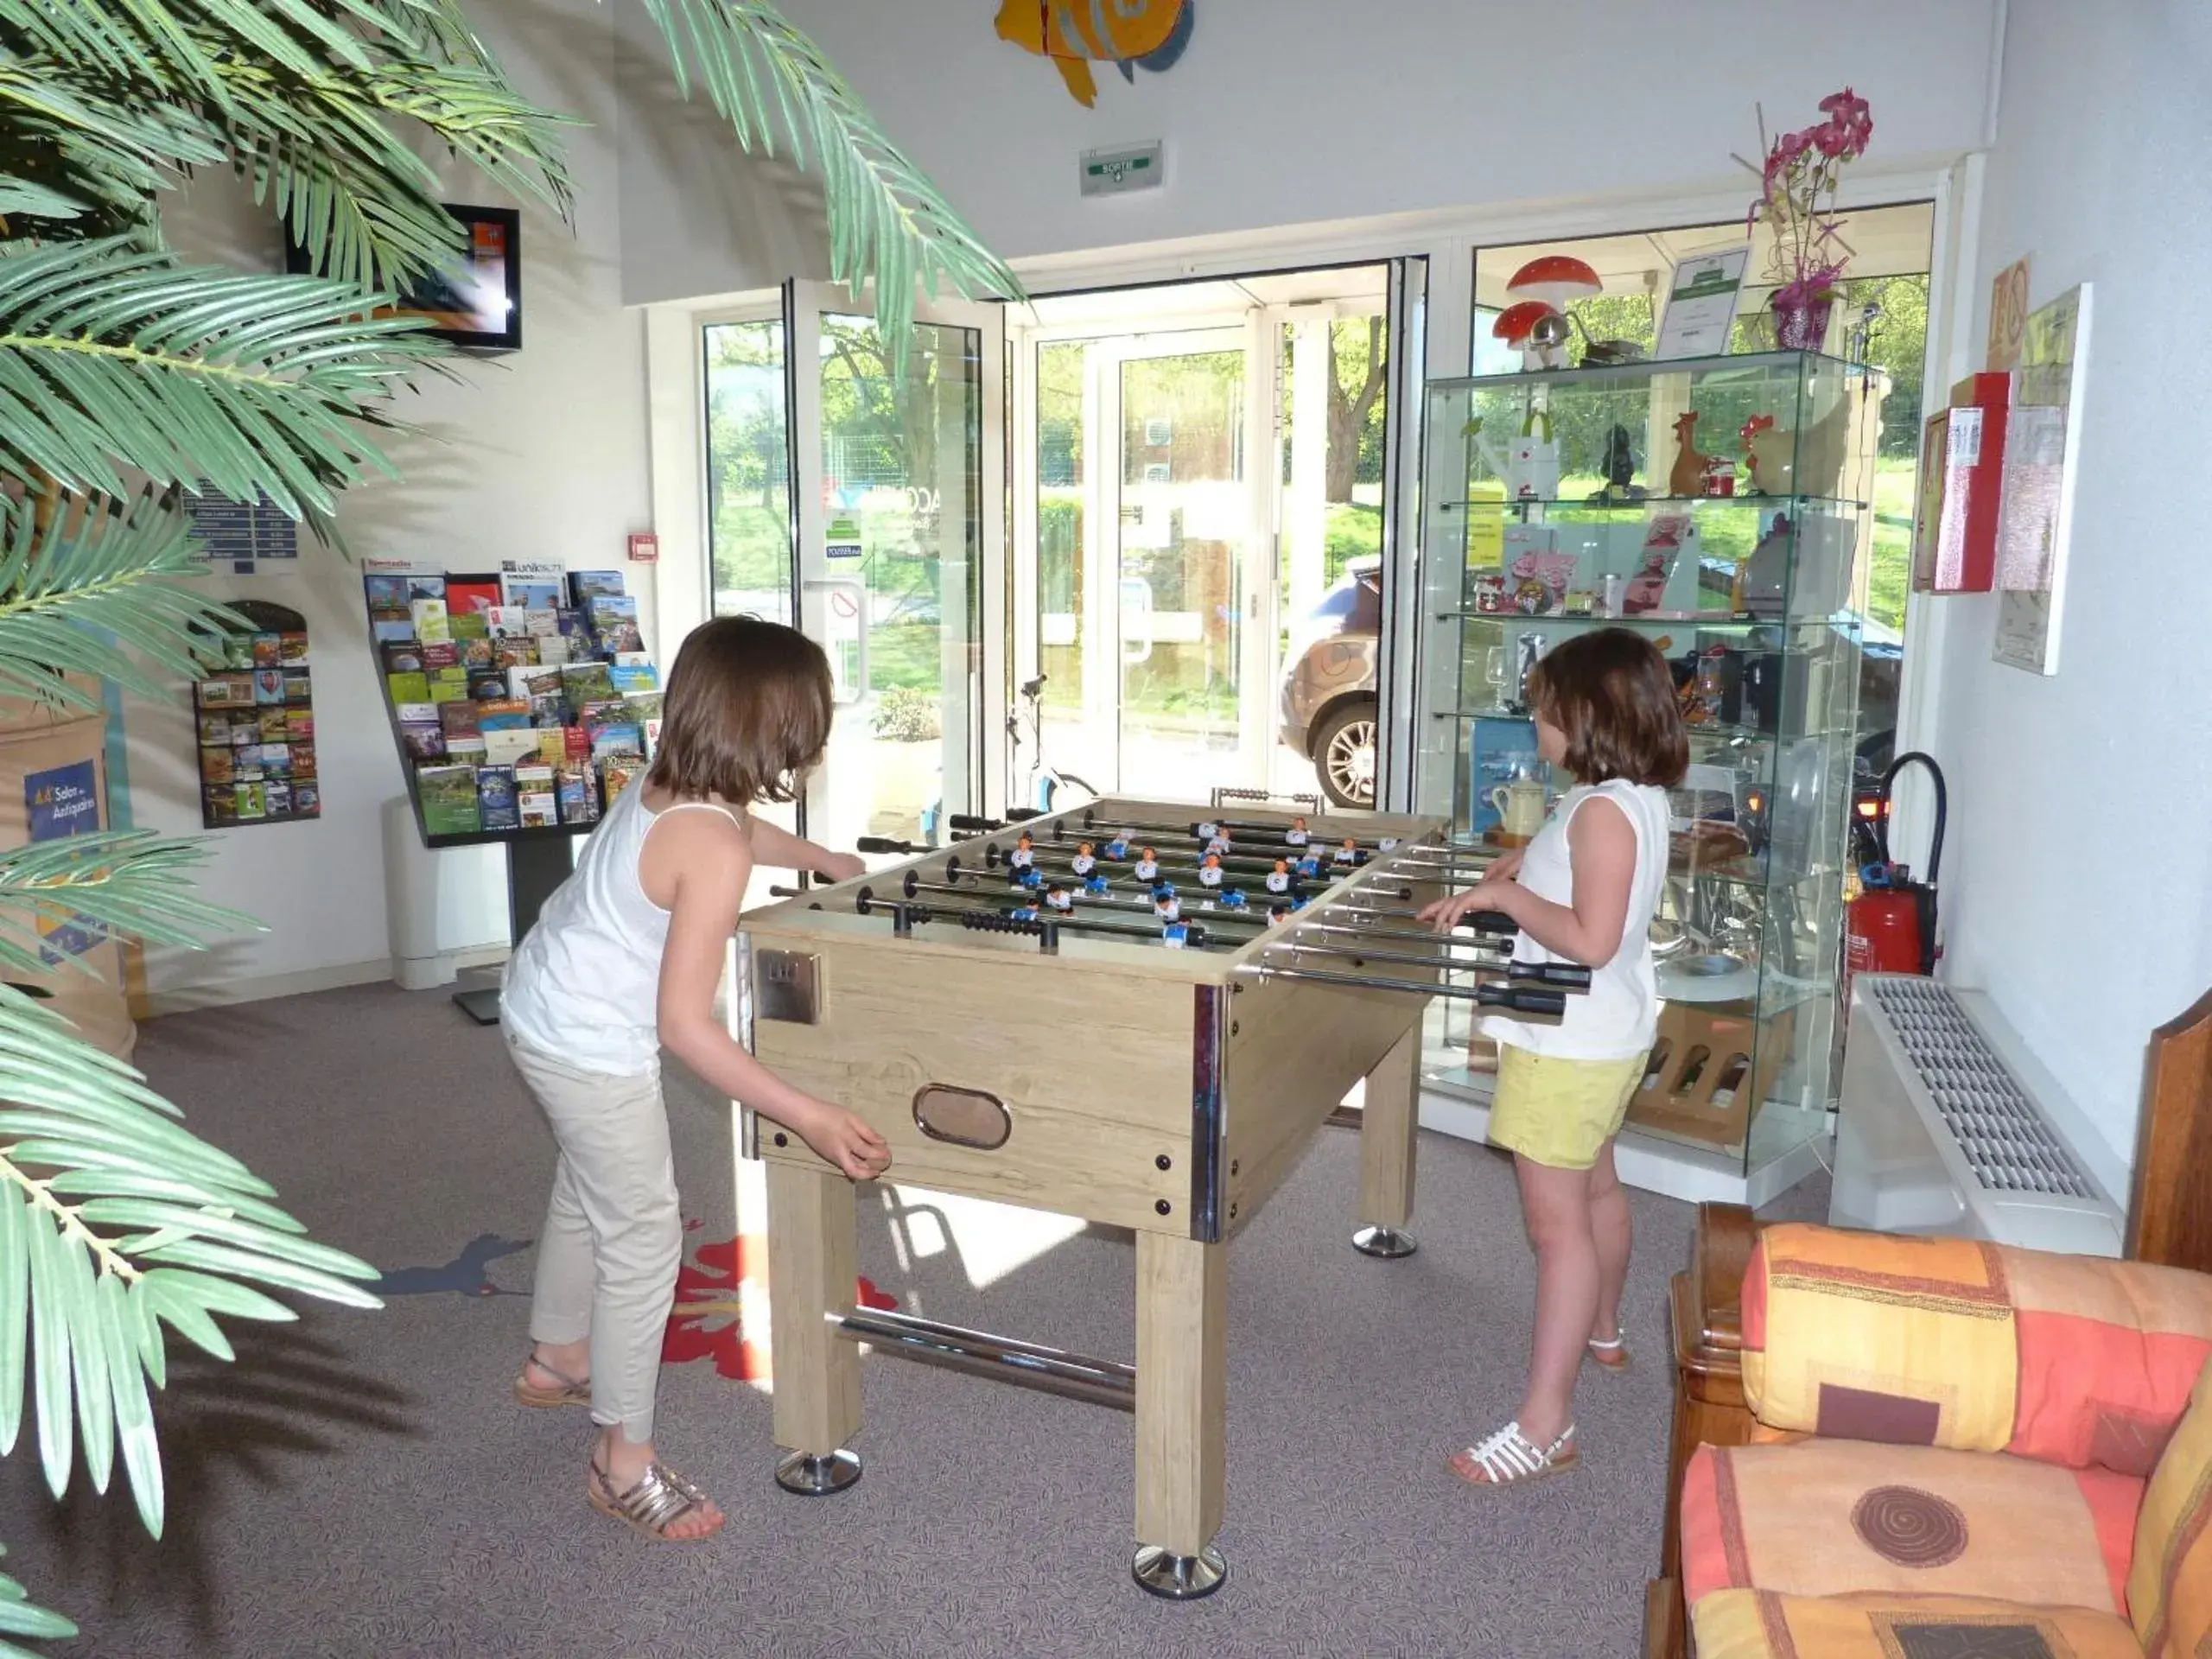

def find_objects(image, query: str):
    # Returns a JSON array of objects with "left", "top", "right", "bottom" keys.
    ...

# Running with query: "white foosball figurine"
[
  {"left": 1106, "top": 834, "right": 1132, "bottom": 860},
  {"left": 1332, "top": 837, "right": 1361, "bottom": 866},
  {"left": 1135, "top": 849, "right": 1160, "bottom": 883},
  {"left": 1071, "top": 841, "right": 1096, "bottom": 876},
  {"left": 1268, "top": 901, "right": 1294, "bottom": 925},
  {"left": 1198, "top": 855, "right": 1224, "bottom": 889},
  {"left": 1286, "top": 816, "right": 1311, "bottom": 848},
  {"left": 1196, "top": 820, "right": 1220, "bottom": 841},
  {"left": 1044, "top": 884, "right": 1074, "bottom": 912},
  {"left": 1264, "top": 860, "right": 1291, "bottom": 894},
  {"left": 1010, "top": 832, "right": 1035, "bottom": 870},
  {"left": 1154, "top": 892, "right": 1182, "bottom": 923},
  {"left": 1379, "top": 836, "right": 1399, "bottom": 852},
  {"left": 1205, "top": 832, "right": 1231, "bottom": 858}
]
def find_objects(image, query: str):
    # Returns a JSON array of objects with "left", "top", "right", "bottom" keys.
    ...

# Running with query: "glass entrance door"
[
  {"left": 785, "top": 280, "right": 1001, "bottom": 856},
  {"left": 1113, "top": 333, "right": 1256, "bottom": 797}
]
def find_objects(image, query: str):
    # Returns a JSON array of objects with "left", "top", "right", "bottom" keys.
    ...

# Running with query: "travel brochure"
[
  {"left": 363, "top": 560, "right": 660, "bottom": 839},
  {"left": 195, "top": 625, "right": 320, "bottom": 827}
]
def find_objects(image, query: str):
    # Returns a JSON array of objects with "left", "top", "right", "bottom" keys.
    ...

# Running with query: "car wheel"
[{"left": 1311, "top": 699, "right": 1377, "bottom": 810}]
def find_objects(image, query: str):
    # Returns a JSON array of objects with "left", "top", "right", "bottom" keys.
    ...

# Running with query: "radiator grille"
[{"left": 1866, "top": 978, "right": 2097, "bottom": 1198}]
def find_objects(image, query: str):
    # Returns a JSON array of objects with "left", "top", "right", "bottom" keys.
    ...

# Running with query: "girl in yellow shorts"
[{"left": 1420, "top": 629, "right": 1687, "bottom": 1488}]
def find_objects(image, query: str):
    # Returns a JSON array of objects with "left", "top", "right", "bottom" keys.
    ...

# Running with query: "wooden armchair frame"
[{"left": 1642, "top": 984, "right": 2212, "bottom": 1659}]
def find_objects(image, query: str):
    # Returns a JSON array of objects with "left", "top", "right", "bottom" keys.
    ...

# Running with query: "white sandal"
[
  {"left": 1448, "top": 1420, "right": 1579, "bottom": 1487},
  {"left": 1586, "top": 1332, "right": 1630, "bottom": 1373}
]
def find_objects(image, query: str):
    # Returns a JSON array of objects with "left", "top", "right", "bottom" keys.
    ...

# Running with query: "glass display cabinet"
[{"left": 1412, "top": 351, "right": 1884, "bottom": 1188}]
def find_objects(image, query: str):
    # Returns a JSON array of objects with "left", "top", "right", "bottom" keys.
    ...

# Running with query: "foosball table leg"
[
  {"left": 1132, "top": 1232, "right": 1227, "bottom": 1599},
  {"left": 766, "top": 1160, "right": 864, "bottom": 1496},
  {"left": 1352, "top": 1023, "right": 1421, "bottom": 1260}
]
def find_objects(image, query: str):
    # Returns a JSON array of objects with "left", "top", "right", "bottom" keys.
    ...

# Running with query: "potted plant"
[{"left": 1744, "top": 89, "right": 1874, "bottom": 349}]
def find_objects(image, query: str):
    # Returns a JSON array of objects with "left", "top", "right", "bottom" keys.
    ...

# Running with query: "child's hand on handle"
[
  {"left": 794, "top": 1101, "right": 892, "bottom": 1182},
  {"left": 1419, "top": 879, "right": 1522, "bottom": 934},
  {"left": 814, "top": 850, "right": 866, "bottom": 884}
]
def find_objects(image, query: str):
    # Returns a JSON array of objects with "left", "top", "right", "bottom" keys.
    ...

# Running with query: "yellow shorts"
[{"left": 1488, "top": 1045, "right": 1649, "bottom": 1171}]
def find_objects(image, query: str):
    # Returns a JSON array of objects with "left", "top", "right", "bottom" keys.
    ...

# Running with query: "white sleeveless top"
[
  {"left": 1481, "top": 779, "right": 1670, "bottom": 1062},
  {"left": 499, "top": 787, "right": 744, "bottom": 1076}
]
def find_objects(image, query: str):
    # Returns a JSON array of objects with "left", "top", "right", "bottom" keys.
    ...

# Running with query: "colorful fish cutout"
[{"left": 995, "top": 0, "right": 1195, "bottom": 107}]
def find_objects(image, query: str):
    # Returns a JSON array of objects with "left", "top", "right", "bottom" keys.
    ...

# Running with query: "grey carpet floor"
[{"left": 0, "top": 982, "right": 1813, "bottom": 1657}]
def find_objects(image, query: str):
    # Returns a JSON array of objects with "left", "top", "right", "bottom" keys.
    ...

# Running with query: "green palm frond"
[
  {"left": 0, "top": 830, "right": 257, "bottom": 976},
  {"left": 0, "top": 0, "right": 412, "bottom": 96},
  {"left": 634, "top": 0, "right": 1023, "bottom": 346},
  {"left": 0, "top": 987, "right": 381, "bottom": 1537},
  {"left": 0, "top": 1546, "right": 77, "bottom": 1653},
  {"left": 0, "top": 488, "right": 249, "bottom": 715},
  {"left": 0, "top": 239, "right": 444, "bottom": 519}
]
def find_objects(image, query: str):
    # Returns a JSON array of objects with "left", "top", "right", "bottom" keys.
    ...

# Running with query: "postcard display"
[
  {"left": 363, "top": 559, "right": 658, "bottom": 1022},
  {"left": 194, "top": 599, "right": 320, "bottom": 827}
]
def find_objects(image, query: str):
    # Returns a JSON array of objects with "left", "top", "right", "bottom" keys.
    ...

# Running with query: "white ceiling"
[{"left": 1016, "top": 264, "right": 1391, "bottom": 331}]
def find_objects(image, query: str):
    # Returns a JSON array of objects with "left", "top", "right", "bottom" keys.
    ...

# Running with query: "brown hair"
[
  {"left": 1525, "top": 628, "right": 1688, "bottom": 787},
  {"left": 645, "top": 615, "right": 833, "bottom": 806}
]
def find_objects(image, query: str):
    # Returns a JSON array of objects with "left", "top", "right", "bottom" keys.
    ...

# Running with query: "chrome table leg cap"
[
  {"left": 775, "top": 1448, "right": 861, "bottom": 1496},
  {"left": 1352, "top": 1224, "right": 1417, "bottom": 1259},
  {"left": 1131, "top": 1544, "right": 1227, "bottom": 1599}
]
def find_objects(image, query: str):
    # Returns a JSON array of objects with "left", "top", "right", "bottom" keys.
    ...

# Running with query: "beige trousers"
[{"left": 506, "top": 1033, "right": 682, "bottom": 1445}]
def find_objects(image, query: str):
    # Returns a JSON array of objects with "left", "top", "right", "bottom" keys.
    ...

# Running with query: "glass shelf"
[
  {"left": 1418, "top": 349, "right": 1873, "bottom": 1185},
  {"left": 1434, "top": 493, "right": 1867, "bottom": 514}
]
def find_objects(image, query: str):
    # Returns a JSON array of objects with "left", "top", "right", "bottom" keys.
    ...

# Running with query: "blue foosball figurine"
[
  {"left": 1009, "top": 904, "right": 1040, "bottom": 923},
  {"left": 1220, "top": 888, "right": 1248, "bottom": 910},
  {"left": 1296, "top": 855, "right": 1324, "bottom": 880},
  {"left": 1160, "top": 920, "right": 1190, "bottom": 949},
  {"left": 1015, "top": 866, "right": 1043, "bottom": 890},
  {"left": 1084, "top": 874, "right": 1109, "bottom": 895}
]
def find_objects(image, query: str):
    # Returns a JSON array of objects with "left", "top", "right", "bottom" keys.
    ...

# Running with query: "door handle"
[
  {"left": 804, "top": 577, "right": 869, "bottom": 707},
  {"left": 1120, "top": 576, "right": 1154, "bottom": 665}
]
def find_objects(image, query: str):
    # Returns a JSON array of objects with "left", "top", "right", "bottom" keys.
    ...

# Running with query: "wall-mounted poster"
[
  {"left": 25, "top": 758, "right": 105, "bottom": 963},
  {"left": 289, "top": 205, "right": 520, "bottom": 351},
  {"left": 1993, "top": 283, "right": 2091, "bottom": 676}
]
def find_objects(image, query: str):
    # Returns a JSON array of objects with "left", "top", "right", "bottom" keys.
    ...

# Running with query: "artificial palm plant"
[{"left": 0, "top": 0, "right": 1017, "bottom": 1645}]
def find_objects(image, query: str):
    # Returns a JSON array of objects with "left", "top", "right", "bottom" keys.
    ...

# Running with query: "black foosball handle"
[
  {"left": 858, "top": 836, "right": 919, "bottom": 855},
  {"left": 1476, "top": 985, "right": 1568, "bottom": 1018},
  {"left": 1457, "top": 911, "right": 1517, "bottom": 937},
  {"left": 950, "top": 810, "right": 1041, "bottom": 832},
  {"left": 1508, "top": 961, "right": 1594, "bottom": 990}
]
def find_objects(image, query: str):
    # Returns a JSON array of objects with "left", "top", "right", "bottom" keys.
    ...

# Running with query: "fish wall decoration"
[{"left": 995, "top": 0, "right": 1195, "bottom": 108}]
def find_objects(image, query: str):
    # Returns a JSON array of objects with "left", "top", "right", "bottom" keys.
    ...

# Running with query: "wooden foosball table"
[{"left": 733, "top": 797, "right": 1586, "bottom": 1598}]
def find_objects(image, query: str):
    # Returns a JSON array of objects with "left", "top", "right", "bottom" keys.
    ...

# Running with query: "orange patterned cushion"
[
  {"left": 1743, "top": 1223, "right": 2212, "bottom": 1477},
  {"left": 2130, "top": 1360, "right": 2212, "bottom": 1657},
  {"left": 1679, "top": 1440, "right": 2139, "bottom": 1614},
  {"left": 1691, "top": 1589, "right": 2145, "bottom": 1659},
  {"left": 1742, "top": 1225, "right": 2018, "bottom": 1453},
  {"left": 2005, "top": 1246, "right": 2212, "bottom": 1476}
]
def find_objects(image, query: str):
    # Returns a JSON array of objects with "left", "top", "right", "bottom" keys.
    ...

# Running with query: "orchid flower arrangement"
[{"left": 1744, "top": 89, "right": 1875, "bottom": 308}]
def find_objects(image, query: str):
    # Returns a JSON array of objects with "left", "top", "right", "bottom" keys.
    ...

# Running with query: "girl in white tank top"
[
  {"left": 1417, "top": 629, "right": 1688, "bottom": 1491},
  {"left": 498, "top": 617, "right": 892, "bottom": 1544}
]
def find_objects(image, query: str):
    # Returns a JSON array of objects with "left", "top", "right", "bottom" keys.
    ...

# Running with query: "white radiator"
[{"left": 1830, "top": 975, "right": 2124, "bottom": 1256}]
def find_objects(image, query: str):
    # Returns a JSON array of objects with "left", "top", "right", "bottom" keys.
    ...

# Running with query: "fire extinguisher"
[{"left": 1844, "top": 752, "right": 1946, "bottom": 1008}]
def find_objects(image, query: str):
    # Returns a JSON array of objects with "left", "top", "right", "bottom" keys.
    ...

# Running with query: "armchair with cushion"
[{"left": 1647, "top": 988, "right": 2212, "bottom": 1659}]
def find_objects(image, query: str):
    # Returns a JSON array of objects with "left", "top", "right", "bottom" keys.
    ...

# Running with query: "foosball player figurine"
[
  {"left": 1013, "top": 864, "right": 1043, "bottom": 890},
  {"left": 1154, "top": 891, "right": 1182, "bottom": 923},
  {"left": 1268, "top": 900, "right": 1294, "bottom": 925},
  {"left": 1043, "top": 882, "right": 1074, "bottom": 913},
  {"left": 1084, "top": 873, "right": 1110, "bottom": 895},
  {"left": 1010, "top": 832, "right": 1035, "bottom": 869},
  {"left": 1264, "top": 859, "right": 1293, "bottom": 895},
  {"left": 1009, "top": 901, "right": 1040, "bottom": 923},
  {"left": 1198, "top": 854, "right": 1224, "bottom": 888},
  {"left": 1220, "top": 887, "right": 1248, "bottom": 910},
  {"left": 1106, "top": 832, "right": 1132, "bottom": 861},
  {"left": 1071, "top": 841, "right": 1096, "bottom": 876},
  {"left": 1135, "top": 847, "right": 1160, "bottom": 882},
  {"left": 1333, "top": 837, "right": 1362, "bottom": 866},
  {"left": 1296, "top": 852, "right": 1325, "bottom": 879},
  {"left": 1205, "top": 829, "right": 1232, "bottom": 858},
  {"left": 1286, "top": 815, "right": 1311, "bottom": 848},
  {"left": 1161, "top": 918, "right": 1191, "bottom": 949}
]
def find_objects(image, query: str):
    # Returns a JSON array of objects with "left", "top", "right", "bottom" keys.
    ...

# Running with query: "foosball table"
[{"left": 733, "top": 796, "right": 1588, "bottom": 1599}]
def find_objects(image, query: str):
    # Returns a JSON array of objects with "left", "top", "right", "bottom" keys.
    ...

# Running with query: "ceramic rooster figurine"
[{"left": 1669, "top": 411, "right": 1710, "bottom": 498}]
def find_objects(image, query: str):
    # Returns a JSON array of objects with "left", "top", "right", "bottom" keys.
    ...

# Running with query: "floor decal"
[{"left": 664, "top": 1220, "right": 896, "bottom": 1380}]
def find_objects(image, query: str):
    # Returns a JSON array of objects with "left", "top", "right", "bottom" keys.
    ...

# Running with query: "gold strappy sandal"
[
  {"left": 512, "top": 1353, "right": 591, "bottom": 1409},
  {"left": 588, "top": 1458, "right": 723, "bottom": 1542}
]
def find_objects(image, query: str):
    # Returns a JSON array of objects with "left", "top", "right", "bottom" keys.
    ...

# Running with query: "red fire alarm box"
[
  {"left": 1915, "top": 372, "right": 2012, "bottom": 594},
  {"left": 627, "top": 532, "right": 659, "bottom": 564}
]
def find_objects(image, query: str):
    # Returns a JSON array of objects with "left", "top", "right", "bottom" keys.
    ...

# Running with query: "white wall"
[
  {"left": 135, "top": 0, "right": 652, "bottom": 1002},
  {"left": 1930, "top": 0, "right": 2212, "bottom": 1166},
  {"left": 616, "top": 0, "right": 2003, "bottom": 304}
]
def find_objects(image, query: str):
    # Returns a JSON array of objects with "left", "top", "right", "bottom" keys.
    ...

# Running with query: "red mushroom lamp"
[
  {"left": 1494, "top": 299, "right": 1566, "bottom": 372},
  {"left": 1508, "top": 255, "right": 1605, "bottom": 366}
]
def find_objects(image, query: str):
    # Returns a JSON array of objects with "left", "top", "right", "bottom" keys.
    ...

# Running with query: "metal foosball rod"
[
  {"left": 1268, "top": 936, "right": 1592, "bottom": 990},
  {"left": 947, "top": 809, "right": 1402, "bottom": 855},
  {"left": 1236, "top": 957, "right": 1572, "bottom": 1018},
  {"left": 908, "top": 868, "right": 1278, "bottom": 937},
  {"left": 850, "top": 884, "right": 1232, "bottom": 952},
  {"left": 984, "top": 824, "right": 1364, "bottom": 880},
  {"left": 1273, "top": 921, "right": 1590, "bottom": 982},
  {"left": 980, "top": 842, "right": 1391, "bottom": 898}
]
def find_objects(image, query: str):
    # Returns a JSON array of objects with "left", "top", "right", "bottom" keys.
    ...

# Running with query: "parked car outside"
[{"left": 1277, "top": 556, "right": 1382, "bottom": 808}]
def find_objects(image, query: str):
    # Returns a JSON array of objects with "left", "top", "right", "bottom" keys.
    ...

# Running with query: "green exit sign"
[{"left": 1081, "top": 143, "right": 1165, "bottom": 197}]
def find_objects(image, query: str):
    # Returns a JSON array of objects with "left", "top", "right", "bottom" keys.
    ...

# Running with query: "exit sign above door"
[{"left": 1081, "top": 143, "right": 1165, "bottom": 196}]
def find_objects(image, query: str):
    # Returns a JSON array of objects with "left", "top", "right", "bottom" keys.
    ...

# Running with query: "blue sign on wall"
[{"left": 25, "top": 759, "right": 104, "bottom": 962}]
